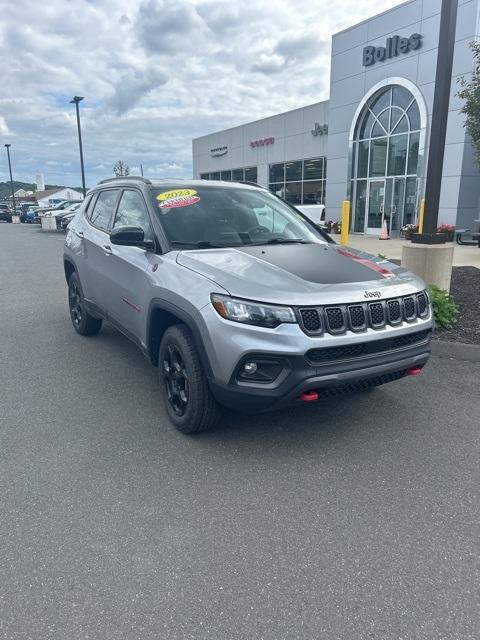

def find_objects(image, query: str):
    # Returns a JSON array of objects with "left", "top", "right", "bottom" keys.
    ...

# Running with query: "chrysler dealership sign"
[
  {"left": 363, "top": 33, "right": 422, "bottom": 66},
  {"left": 210, "top": 145, "right": 228, "bottom": 157}
]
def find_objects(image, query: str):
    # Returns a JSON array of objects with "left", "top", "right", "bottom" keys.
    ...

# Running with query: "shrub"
[
  {"left": 401, "top": 223, "right": 419, "bottom": 240},
  {"left": 428, "top": 285, "right": 459, "bottom": 329},
  {"left": 437, "top": 224, "right": 455, "bottom": 241}
]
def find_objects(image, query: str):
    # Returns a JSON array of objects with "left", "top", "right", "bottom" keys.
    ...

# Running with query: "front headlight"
[{"left": 211, "top": 294, "right": 296, "bottom": 328}]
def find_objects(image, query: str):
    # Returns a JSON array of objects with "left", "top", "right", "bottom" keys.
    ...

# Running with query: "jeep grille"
[{"left": 298, "top": 291, "right": 429, "bottom": 336}]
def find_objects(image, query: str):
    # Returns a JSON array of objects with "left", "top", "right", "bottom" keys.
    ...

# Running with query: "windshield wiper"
[
  {"left": 170, "top": 240, "right": 232, "bottom": 249},
  {"left": 255, "top": 238, "right": 312, "bottom": 245}
]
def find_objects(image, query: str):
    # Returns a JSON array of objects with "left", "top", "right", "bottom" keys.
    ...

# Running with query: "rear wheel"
[
  {"left": 68, "top": 272, "right": 102, "bottom": 336},
  {"left": 159, "top": 324, "right": 221, "bottom": 434}
]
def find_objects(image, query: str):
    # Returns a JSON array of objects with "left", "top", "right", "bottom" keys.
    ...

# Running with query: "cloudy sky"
[{"left": 1, "top": 0, "right": 404, "bottom": 187}]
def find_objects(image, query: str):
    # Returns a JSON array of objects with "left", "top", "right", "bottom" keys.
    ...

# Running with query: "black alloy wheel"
[
  {"left": 158, "top": 325, "right": 221, "bottom": 434},
  {"left": 69, "top": 278, "right": 83, "bottom": 327},
  {"left": 67, "top": 272, "right": 102, "bottom": 336},
  {"left": 163, "top": 344, "right": 189, "bottom": 416}
]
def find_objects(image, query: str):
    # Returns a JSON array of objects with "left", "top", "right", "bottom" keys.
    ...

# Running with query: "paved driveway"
[{"left": 0, "top": 224, "right": 478, "bottom": 639}]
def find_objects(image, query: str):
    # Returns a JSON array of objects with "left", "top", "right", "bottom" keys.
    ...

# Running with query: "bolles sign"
[{"left": 362, "top": 33, "right": 422, "bottom": 66}]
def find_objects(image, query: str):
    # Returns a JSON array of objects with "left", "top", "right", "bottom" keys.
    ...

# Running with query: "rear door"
[
  {"left": 81, "top": 189, "right": 121, "bottom": 309},
  {"left": 102, "top": 188, "right": 156, "bottom": 344}
]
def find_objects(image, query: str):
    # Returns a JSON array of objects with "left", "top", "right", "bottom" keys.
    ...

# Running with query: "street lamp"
[
  {"left": 4, "top": 144, "right": 16, "bottom": 216},
  {"left": 70, "top": 96, "right": 86, "bottom": 197}
]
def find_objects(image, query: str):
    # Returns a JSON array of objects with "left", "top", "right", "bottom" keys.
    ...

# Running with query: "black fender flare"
[
  {"left": 146, "top": 298, "right": 214, "bottom": 379},
  {"left": 63, "top": 255, "right": 78, "bottom": 283}
]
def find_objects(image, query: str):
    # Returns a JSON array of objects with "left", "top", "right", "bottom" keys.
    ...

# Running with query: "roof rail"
[
  {"left": 98, "top": 176, "right": 152, "bottom": 185},
  {"left": 238, "top": 181, "right": 267, "bottom": 189}
]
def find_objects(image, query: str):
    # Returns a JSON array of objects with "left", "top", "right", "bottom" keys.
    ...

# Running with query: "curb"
[{"left": 431, "top": 339, "right": 480, "bottom": 362}]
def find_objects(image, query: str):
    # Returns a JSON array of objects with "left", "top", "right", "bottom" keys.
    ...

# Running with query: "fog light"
[
  {"left": 243, "top": 362, "right": 258, "bottom": 375},
  {"left": 236, "top": 357, "right": 285, "bottom": 383}
]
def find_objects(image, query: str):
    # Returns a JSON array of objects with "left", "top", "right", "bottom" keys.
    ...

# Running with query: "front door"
[
  {"left": 102, "top": 189, "right": 155, "bottom": 345},
  {"left": 366, "top": 180, "right": 385, "bottom": 234}
]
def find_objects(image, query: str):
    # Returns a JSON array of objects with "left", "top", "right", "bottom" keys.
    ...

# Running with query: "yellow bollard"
[
  {"left": 418, "top": 198, "right": 425, "bottom": 234},
  {"left": 340, "top": 200, "right": 350, "bottom": 246}
]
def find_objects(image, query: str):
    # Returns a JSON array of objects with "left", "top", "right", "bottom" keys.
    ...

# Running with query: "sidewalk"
[{"left": 343, "top": 234, "right": 480, "bottom": 267}]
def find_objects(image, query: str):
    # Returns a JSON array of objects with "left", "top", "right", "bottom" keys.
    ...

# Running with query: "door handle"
[
  {"left": 103, "top": 245, "right": 113, "bottom": 255},
  {"left": 75, "top": 230, "right": 84, "bottom": 238}
]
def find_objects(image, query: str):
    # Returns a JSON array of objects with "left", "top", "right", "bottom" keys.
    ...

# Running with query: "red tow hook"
[
  {"left": 300, "top": 390, "right": 319, "bottom": 402},
  {"left": 407, "top": 366, "right": 423, "bottom": 376}
]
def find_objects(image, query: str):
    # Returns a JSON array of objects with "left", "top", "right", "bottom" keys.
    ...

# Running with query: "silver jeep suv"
[{"left": 64, "top": 177, "right": 432, "bottom": 433}]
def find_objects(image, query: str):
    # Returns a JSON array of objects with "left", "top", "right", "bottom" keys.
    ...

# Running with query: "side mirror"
[{"left": 110, "top": 226, "right": 154, "bottom": 250}]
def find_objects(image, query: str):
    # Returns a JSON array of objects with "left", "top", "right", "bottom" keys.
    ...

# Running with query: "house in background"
[
  {"left": 34, "top": 187, "right": 84, "bottom": 208},
  {"left": 14, "top": 188, "right": 34, "bottom": 198}
]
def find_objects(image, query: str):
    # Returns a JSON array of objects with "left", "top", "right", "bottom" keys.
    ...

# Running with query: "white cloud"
[
  {"left": 0, "top": 116, "right": 12, "bottom": 135},
  {"left": 0, "top": 0, "right": 405, "bottom": 186}
]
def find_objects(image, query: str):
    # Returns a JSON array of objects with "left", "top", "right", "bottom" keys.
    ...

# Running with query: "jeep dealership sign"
[{"left": 362, "top": 33, "right": 422, "bottom": 66}]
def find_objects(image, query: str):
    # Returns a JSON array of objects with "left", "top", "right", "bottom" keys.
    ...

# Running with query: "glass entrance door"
[{"left": 366, "top": 180, "right": 385, "bottom": 234}]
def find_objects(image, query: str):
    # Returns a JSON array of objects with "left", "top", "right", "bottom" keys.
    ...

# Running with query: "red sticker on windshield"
[{"left": 157, "top": 189, "right": 200, "bottom": 209}]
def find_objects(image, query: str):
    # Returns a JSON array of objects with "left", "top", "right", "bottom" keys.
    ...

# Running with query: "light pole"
[
  {"left": 70, "top": 96, "right": 86, "bottom": 197},
  {"left": 4, "top": 144, "right": 16, "bottom": 215},
  {"left": 412, "top": 0, "right": 458, "bottom": 244}
]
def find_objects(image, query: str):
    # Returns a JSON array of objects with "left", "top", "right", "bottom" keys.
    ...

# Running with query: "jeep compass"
[{"left": 64, "top": 177, "right": 432, "bottom": 433}]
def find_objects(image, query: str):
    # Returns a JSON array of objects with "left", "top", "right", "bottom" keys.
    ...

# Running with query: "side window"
[
  {"left": 89, "top": 190, "right": 119, "bottom": 231},
  {"left": 113, "top": 190, "right": 152, "bottom": 238},
  {"left": 82, "top": 193, "right": 94, "bottom": 218}
]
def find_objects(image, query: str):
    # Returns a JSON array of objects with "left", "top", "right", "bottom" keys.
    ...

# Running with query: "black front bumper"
[{"left": 209, "top": 339, "right": 431, "bottom": 413}]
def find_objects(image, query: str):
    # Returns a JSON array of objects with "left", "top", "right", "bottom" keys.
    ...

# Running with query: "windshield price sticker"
[{"left": 157, "top": 189, "right": 200, "bottom": 209}]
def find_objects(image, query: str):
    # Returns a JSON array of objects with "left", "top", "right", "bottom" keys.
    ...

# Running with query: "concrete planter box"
[{"left": 41, "top": 216, "right": 57, "bottom": 231}]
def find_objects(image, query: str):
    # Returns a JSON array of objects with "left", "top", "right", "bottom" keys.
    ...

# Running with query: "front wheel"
[
  {"left": 68, "top": 272, "right": 102, "bottom": 336},
  {"left": 159, "top": 325, "right": 221, "bottom": 434}
]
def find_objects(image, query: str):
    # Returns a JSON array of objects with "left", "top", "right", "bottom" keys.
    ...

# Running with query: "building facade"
[
  {"left": 35, "top": 187, "right": 84, "bottom": 208},
  {"left": 192, "top": 0, "right": 480, "bottom": 234}
]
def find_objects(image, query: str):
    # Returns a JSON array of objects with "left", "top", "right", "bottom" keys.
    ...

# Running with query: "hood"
[{"left": 176, "top": 243, "right": 425, "bottom": 306}]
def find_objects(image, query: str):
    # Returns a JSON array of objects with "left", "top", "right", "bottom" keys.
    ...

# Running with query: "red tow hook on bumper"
[
  {"left": 407, "top": 366, "right": 423, "bottom": 376},
  {"left": 299, "top": 390, "right": 319, "bottom": 402}
]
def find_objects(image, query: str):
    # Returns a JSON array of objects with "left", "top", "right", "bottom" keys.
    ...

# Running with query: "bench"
[{"left": 456, "top": 220, "right": 480, "bottom": 247}]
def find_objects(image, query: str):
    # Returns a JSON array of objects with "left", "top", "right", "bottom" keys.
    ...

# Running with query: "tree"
[
  {"left": 458, "top": 42, "right": 480, "bottom": 167},
  {"left": 113, "top": 160, "right": 130, "bottom": 177}
]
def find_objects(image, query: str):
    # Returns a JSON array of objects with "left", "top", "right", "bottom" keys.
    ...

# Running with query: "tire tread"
[{"left": 159, "top": 324, "right": 221, "bottom": 434}]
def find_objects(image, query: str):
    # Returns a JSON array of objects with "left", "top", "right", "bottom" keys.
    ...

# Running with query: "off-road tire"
[
  {"left": 159, "top": 324, "right": 221, "bottom": 434},
  {"left": 68, "top": 272, "right": 103, "bottom": 336}
]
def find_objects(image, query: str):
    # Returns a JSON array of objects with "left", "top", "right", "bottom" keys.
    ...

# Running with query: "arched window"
[
  {"left": 355, "top": 85, "right": 420, "bottom": 142},
  {"left": 351, "top": 85, "right": 421, "bottom": 234}
]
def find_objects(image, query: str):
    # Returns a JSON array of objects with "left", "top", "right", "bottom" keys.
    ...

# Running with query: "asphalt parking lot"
[{"left": 0, "top": 223, "right": 478, "bottom": 640}]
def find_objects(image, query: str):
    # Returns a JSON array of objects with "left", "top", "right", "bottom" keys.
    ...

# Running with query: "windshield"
[{"left": 150, "top": 185, "right": 328, "bottom": 248}]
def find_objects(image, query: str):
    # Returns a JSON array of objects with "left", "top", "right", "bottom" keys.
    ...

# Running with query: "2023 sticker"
[{"left": 157, "top": 189, "right": 200, "bottom": 209}]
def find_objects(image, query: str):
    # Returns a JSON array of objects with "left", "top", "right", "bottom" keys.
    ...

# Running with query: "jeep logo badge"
[{"left": 364, "top": 291, "right": 381, "bottom": 299}]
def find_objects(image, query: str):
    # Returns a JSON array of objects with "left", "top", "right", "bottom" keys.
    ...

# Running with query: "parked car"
[
  {"left": 60, "top": 211, "right": 76, "bottom": 230},
  {"left": 54, "top": 202, "right": 82, "bottom": 228},
  {"left": 23, "top": 207, "right": 41, "bottom": 224},
  {"left": 296, "top": 204, "right": 326, "bottom": 226},
  {"left": 38, "top": 200, "right": 82, "bottom": 218},
  {"left": 64, "top": 177, "right": 433, "bottom": 434},
  {"left": 0, "top": 203, "right": 12, "bottom": 223}
]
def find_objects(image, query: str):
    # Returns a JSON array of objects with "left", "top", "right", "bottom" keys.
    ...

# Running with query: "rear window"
[{"left": 150, "top": 185, "right": 327, "bottom": 248}]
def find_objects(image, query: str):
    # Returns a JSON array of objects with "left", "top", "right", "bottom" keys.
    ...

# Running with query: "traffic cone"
[{"left": 379, "top": 218, "right": 390, "bottom": 240}]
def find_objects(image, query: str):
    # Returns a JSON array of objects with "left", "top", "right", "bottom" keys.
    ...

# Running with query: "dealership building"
[{"left": 192, "top": 0, "right": 480, "bottom": 234}]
